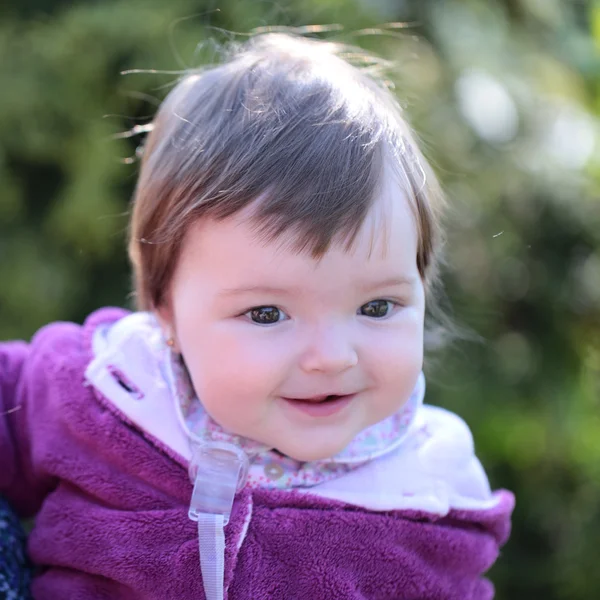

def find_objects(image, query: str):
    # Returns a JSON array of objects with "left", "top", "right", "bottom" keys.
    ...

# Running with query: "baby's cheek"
[
  {"left": 367, "top": 336, "right": 422, "bottom": 396},
  {"left": 192, "top": 344, "right": 277, "bottom": 404}
]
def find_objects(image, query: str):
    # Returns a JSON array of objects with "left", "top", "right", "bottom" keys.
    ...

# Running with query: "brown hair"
[{"left": 128, "top": 33, "right": 446, "bottom": 336}]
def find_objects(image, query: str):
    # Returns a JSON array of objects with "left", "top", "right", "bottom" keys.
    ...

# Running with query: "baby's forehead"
[{"left": 182, "top": 206, "right": 420, "bottom": 302}]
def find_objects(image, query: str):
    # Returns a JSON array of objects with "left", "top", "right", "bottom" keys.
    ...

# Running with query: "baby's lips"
[{"left": 283, "top": 393, "right": 350, "bottom": 403}]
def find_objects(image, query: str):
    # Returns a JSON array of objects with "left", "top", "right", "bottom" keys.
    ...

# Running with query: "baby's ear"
[{"left": 153, "top": 303, "right": 180, "bottom": 352}]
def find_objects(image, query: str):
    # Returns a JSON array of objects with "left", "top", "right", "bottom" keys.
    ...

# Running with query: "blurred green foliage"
[{"left": 0, "top": 0, "right": 599, "bottom": 598}]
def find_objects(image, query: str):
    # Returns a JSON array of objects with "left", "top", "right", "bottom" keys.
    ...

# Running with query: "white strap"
[{"left": 197, "top": 513, "right": 226, "bottom": 600}]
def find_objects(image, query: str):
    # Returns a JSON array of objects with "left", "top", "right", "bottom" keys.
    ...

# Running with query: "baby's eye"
[
  {"left": 359, "top": 299, "right": 395, "bottom": 319},
  {"left": 245, "top": 306, "right": 288, "bottom": 325}
]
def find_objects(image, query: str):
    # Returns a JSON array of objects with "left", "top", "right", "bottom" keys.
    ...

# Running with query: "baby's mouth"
[
  {"left": 285, "top": 394, "right": 342, "bottom": 403},
  {"left": 281, "top": 394, "right": 355, "bottom": 417}
]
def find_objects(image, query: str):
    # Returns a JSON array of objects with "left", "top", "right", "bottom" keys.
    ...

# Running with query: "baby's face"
[{"left": 160, "top": 180, "right": 425, "bottom": 462}]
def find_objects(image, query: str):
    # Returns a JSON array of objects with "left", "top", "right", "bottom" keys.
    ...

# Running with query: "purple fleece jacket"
[{"left": 0, "top": 308, "right": 513, "bottom": 599}]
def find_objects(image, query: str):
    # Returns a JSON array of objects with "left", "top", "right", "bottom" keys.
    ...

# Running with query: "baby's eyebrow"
[
  {"left": 218, "top": 276, "right": 417, "bottom": 298},
  {"left": 218, "top": 285, "right": 296, "bottom": 297},
  {"left": 358, "top": 276, "right": 417, "bottom": 293}
]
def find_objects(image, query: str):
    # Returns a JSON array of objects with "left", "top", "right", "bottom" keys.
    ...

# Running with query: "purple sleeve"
[{"left": 0, "top": 340, "right": 55, "bottom": 517}]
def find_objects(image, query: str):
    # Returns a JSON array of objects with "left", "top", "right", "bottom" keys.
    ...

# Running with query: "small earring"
[{"left": 166, "top": 338, "right": 175, "bottom": 348}]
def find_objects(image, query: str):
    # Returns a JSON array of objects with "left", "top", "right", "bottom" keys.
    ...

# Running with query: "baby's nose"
[{"left": 298, "top": 323, "right": 358, "bottom": 374}]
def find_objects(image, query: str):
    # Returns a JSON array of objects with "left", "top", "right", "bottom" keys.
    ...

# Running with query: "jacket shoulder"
[{"left": 26, "top": 307, "right": 129, "bottom": 361}]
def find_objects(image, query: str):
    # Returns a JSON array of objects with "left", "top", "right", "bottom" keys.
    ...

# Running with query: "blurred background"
[{"left": 0, "top": 0, "right": 598, "bottom": 597}]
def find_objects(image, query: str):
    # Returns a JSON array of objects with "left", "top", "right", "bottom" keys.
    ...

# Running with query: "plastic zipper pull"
[{"left": 188, "top": 441, "right": 249, "bottom": 526}]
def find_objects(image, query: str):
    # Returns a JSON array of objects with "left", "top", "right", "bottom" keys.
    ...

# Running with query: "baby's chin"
[
  {"left": 272, "top": 438, "right": 352, "bottom": 463},
  {"left": 219, "top": 421, "right": 359, "bottom": 462}
]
